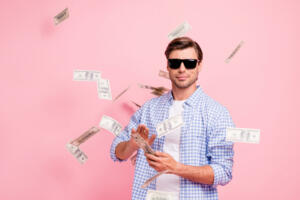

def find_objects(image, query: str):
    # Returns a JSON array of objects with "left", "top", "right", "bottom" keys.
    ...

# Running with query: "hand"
[
  {"left": 129, "top": 124, "right": 156, "bottom": 150},
  {"left": 145, "top": 151, "right": 180, "bottom": 173}
]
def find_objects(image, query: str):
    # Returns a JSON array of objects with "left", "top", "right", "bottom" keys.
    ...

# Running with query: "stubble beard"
[{"left": 170, "top": 75, "right": 198, "bottom": 89}]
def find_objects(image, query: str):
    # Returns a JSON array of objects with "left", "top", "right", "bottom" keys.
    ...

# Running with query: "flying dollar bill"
[
  {"left": 66, "top": 143, "right": 88, "bottom": 164},
  {"left": 159, "top": 70, "right": 170, "bottom": 80},
  {"left": 97, "top": 79, "right": 112, "bottom": 100},
  {"left": 168, "top": 21, "right": 191, "bottom": 41},
  {"left": 73, "top": 70, "right": 101, "bottom": 81},
  {"left": 145, "top": 189, "right": 178, "bottom": 200},
  {"left": 54, "top": 8, "right": 69, "bottom": 25},
  {"left": 70, "top": 126, "right": 100, "bottom": 146},
  {"left": 146, "top": 191, "right": 177, "bottom": 200},
  {"left": 226, "top": 127, "right": 260, "bottom": 144},
  {"left": 156, "top": 115, "right": 183, "bottom": 138},
  {"left": 132, "top": 133, "right": 155, "bottom": 155},
  {"left": 142, "top": 170, "right": 168, "bottom": 189},
  {"left": 130, "top": 152, "right": 138, "bottom": 165},
  {"left": 138, "top": 84, "right": 169, "bottom": 96},
  {"left": 99, "top": 115, "right": 122, "bottom": 136},
  {"left": 225, "top": 41, "right": 244, "bottom": 63},
  {"left": 130, "top": 100, "right": 141, "bottom": 108},
  {"left": 113, "top": 86, "right": 130, "bottom": 102}
]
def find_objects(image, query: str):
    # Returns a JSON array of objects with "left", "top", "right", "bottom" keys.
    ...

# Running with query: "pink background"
[{"left": 1, "top": 0, "right": 300, "bottom": 199}]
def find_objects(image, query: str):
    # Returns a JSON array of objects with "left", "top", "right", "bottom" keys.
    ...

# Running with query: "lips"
[{"left": 176, "top": 76, "right": 188, "bottom": 81}]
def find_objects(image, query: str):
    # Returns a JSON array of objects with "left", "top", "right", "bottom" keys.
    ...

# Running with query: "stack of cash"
[{"left": 131, "top": 133, "right": 155, "bottom": 155}]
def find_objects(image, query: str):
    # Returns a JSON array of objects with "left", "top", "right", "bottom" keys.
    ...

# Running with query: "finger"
[
  {"left": 145, "top": 154, "right": 159, "bottom": 162},
  {"left": 145, "top": 127, "right": 149, "bottom": 136},
  {"left": 155, "top": 151, "right": 168, "bottom": 157},
  {"left": 131, "top": 128, "right": 136, "bottom": 134},
  {"left": 148, "top": 134, "right": 156, "bottom": 145},
  {"left": 148, "top": 160, "right": 160, "bottom": 167},
  {"left": 141, "top": 126, "right": 146, "bottom": 136},
  {"left": 146, "top": 153, "right": 161, "bottom": 162},
  {"left": 136, "top": 125, "right": 141, "bottom": 134}
]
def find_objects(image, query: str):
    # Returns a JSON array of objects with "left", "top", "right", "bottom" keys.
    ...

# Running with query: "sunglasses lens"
[
  {"left": 168, "top": 59, "right": 181, "bottom": 69},
  {"left": 183, "top": 59, "right": 197, "bottom": 69}
]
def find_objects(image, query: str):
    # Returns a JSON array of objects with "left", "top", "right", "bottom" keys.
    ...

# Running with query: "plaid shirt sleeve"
[
  {"left": 207, "top": 107, "right": 235, "bottom": 188},
  {"left": 110, "top": 104, "right": 144, "bottom": 162}
]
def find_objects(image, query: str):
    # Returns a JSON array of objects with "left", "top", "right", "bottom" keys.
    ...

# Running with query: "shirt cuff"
[
  {"left": 110, "top": 137, "right": 128, "bottom": 162},
  {"left": 210, "top": 164, "right": 225, "bottom": 188}
]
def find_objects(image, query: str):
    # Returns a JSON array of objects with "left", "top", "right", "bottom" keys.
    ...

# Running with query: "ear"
[
  {"left": 167, "top": 66, "right": 170, "bottom": 72},
  {"left": 167, "top": 61, "right": 171, "bottom": 72},
  {"left": 197, "top": 62, "right": 202, "bottom": 73}
]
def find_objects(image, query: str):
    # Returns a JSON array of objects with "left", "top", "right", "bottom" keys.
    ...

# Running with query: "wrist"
[
  {"left": 172, "top": 162, "right": 184, "bottom": 175},
  {"left": 128, "top": 139, "right": 139, "bottom": 152}
]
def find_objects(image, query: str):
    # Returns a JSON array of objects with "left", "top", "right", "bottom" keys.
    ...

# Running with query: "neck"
[{"left": 171, "top": 84, "right": 197, "bottom": 100}]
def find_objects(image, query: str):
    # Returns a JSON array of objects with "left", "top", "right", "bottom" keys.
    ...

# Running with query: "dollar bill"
[
  {"left": 226, "top": 127, "right": 260, "bottom": 144},
  {"left": 138, "top": 84, "right": 169, "bottom": 96},
  {"left": 142, "top": 170, "right": 168, "bottom": 189},
  {"left": 156, "top": 115, "right": 183, "bottom": 138},
  {"left": 66, "top": 143, "right": 88, "bottom": 164},
  {"left": 151, "top": 90, "right": 165, "bottom": 97},
  {"left": 54, "top": 8, "right": 69, "bottom": 25},
  {"left": 131, "top": 133, "right": 155, "bottom": 155},
  {"left": 168, "top": 21, "right": 191, "bottom": 41},
  {"left": 99, "top": 115, "right": 122, "bottom": 136},
  {"left": 113, "top": 86, "right": 130, "bottom": 102},
  {"left": 130, "top": 100, "right": 141, "bottom": 108},
  {"left": 225, "top": 41, "right": 244, "bottom": 63},
  {"left": 71, "top": 126, "right": 100, "bottom": 146},
  {"left": 145, "top": 189, "right": 178, "bottom": 200},
  {"left": 73, "top": 70, "right": 101, "bottom": 81},
  {"left": 159, "top": 70, "right": 170, "bottom": 79},
  {"left": 97, "top": 79, "right": 112, "bottom": 100},
  {"left": 130, "top": 152, "right": 138, "bottom": 165}
]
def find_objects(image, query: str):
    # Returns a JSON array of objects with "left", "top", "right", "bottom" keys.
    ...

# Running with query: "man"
[{"left": 110, "top": 37, "right": 234, "bottom": 199}]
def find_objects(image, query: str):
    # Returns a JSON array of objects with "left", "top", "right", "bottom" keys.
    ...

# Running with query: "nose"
[{"left": 178, "top": 61, "right": 186, "bottom": 72}]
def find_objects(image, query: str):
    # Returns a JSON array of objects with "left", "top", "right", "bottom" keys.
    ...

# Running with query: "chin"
[{"left": 174, "top": 81, "right": 192, "bottom": 89}]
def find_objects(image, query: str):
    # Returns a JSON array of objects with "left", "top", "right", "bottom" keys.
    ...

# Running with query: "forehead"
[{"left": 168, "top": 47, "right": 198, "bottom": 59}]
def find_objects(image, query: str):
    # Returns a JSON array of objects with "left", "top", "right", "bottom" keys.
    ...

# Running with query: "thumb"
[{"left": 148, "top": 134, "right": 156, "bottom": 145}]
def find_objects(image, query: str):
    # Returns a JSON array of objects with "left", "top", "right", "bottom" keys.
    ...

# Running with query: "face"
[{"left": 167, "top": 47, "right": 201, "bottom": 89}]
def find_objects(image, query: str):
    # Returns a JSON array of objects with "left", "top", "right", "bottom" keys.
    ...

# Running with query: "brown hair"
[{"left": 165, "top": 37, "right": 203, "bottom": 62}]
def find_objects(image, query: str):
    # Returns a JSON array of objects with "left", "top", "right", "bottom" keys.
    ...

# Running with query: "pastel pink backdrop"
[{"left": 1, "top": 0, "right": 299, "bottom": 199}]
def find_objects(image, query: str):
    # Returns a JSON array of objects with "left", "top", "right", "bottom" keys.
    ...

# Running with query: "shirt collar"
[{"left": 166, "top": 85, "right": 204, "bottom": 107}]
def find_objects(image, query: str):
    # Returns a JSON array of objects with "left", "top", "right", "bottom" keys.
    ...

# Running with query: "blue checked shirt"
[{"left": 110, "top": 86, "right": 234, "bottom": 200}]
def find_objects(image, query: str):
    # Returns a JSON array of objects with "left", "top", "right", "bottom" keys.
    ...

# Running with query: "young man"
[{"left": 110, "top": 37, "right": 234, "bottom": 200}]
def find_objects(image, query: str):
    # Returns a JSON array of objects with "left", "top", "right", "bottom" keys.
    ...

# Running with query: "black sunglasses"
[{"left": 168, "top": 59, "right": 199, "bottom": 69}]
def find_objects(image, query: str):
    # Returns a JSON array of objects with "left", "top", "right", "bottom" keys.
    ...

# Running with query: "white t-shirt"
[{"left": 156, "top": 100, "right": 185, "bottom": 196}]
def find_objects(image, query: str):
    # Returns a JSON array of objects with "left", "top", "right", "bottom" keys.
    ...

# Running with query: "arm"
[
  {"left": 110, "top": 108, "right": 142, "bottom": 162},
  {"left": 115, "top": 140, "right": 138, "bottom": 161},
  {"left": 146, "top": 152, "right": 214, "bottom": 185},
  {"left": 115, "top": 125, "right": 156, "bottom": 160},
  {"left": 145, "top": 107, "right": 234, "bottom": 186}
]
